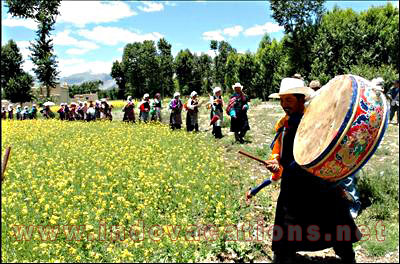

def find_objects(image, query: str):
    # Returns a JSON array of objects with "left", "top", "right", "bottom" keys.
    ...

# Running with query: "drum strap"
[{"left": 270, "top": 126, "right": 284, "bottom": 150}]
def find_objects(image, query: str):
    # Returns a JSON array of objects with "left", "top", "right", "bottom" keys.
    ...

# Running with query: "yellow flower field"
[{"left": 1, "top": 120, "right": 247, "bottom": 262}]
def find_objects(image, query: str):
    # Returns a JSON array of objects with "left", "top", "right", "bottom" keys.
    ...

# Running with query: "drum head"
[{"left": 294, "top": 76, "right": 355, "bottom": 166}]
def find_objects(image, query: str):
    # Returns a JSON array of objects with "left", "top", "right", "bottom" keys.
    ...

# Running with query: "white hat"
[
  {"left": 371, "top": 77, "right": 384, "bottom": 91},
  {"left": 24, "top": 106, "right": 28, "bottom": 109},
  {"left": 213, "top": 87, "right": 222, "bottom": 95},
  {"left": 190, "top": 91, "right": 198, "bottom": 98},
  {"left": 268, "top": 93, "right": 280, "bottom": 99},
  {"left": 127, "top": 96, "right": 132, "bottom": 101},
  {"left": 278, "top": 78, "right": 315, "bottom": 97},
  {"left": 232, "top": 82, "right": 243, "bottom": 90},
  {"left": 309, "top": 80, "right": 321, "bottom": 90},
  {"left": 173, "top": 92, "right": 180, "bottom": 98},
  {"left": 371, "top": 77, "right": 384, "bottom": 86},
  {"left": 143, "top": 93, "right": 149, "bottom": 99}
]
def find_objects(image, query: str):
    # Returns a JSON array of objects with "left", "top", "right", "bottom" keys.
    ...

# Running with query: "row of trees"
[
  {"left": 2, "top": 0, "right": 399, "bottom": 103},
  {"left": 112, "top": 1, "right": 398, "bottom": 100}
]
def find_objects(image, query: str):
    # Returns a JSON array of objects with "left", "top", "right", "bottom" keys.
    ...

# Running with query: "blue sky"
[{"left": 2, "top": 1, "right": 398, "bottom": 78}]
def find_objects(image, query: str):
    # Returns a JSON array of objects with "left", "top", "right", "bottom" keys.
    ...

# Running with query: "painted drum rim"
[
  {"left": 307, "top": 75, "right": 388, "bottom": 182},
  {"left": 324, "top": 91, "right": 389, "bottom": 181},
  {"left": 302, "top": 75, "right": 360, "bottom": 168}
]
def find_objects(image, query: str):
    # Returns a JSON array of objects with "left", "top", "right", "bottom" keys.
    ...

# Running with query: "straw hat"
[
  {"left": 232, "top": 82, "right": 243, "bottom": 90},
  {"left": 278, "top": 78, "right": 315, "bottom": 97},
  {"left": 268, "top": 93, "right": 280, "bottom": 99},
  {"left": 190, "top": 91, "right": 198, "bottom": 98},
  {"left": 309, "top": 80, "right": 321, "bottom": 90},
  {"left": 213, "top": 87, "right": 222, "bottom": 95}
]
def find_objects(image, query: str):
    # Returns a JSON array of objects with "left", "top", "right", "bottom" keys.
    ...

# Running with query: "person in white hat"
[
  {"left": 185, "top": 91, "right": 200, "bottom": 132},
  {"left": 29, "top": 104, "right": 38, "bottom": 119},
  {"left": 100, "top": 99, "right": 113, "bottom": 121},
  {"left": 57, "top": 103, "right": 66, "bottom": 120},
  {"left": 15, "top": 105, "right": 22, "bottom": 120},
  {"left": 247, "top": 77, "right": 359, "bottom": 263},
  {"left": 169, "top": 92, "right": 183, "bottom": 130},
  {"left": 7, "top": 104, "right": 14, "bottom": 120},
  {"left": 150, "top": 93, "right": 162, "bottom": 122},
  {"left": 138, "top": 93, "right": 150, "bottom": 123},
  {"left": 209, "top": 87, "right": 224, "bottom": 138},
  {"left": 226, "top": 82, "right": 250, "bottom": 143},
  {"left": 1, "top": 106, "right": 7, "bottom": 120},
  {"left": 309, "top": 80, "right": 321, "bottom": 91},
  {"left": 122, "top": 96, "right": 135, "bottom": 123},
  {"left": 21, "top": 106, "right": 29, "bottom": 120}
]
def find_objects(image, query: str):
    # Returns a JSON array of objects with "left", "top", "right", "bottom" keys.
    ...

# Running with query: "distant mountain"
[{"left": 59, "top": 72, "right": 116, "bottom": 90}]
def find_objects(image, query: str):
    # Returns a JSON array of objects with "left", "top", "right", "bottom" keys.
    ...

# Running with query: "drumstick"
[
  {"left": 238, "top": 150, "right": 268, "bottom": 165},
  {"left": 1, "top": 146, "right": 12, "bottom": 183}
]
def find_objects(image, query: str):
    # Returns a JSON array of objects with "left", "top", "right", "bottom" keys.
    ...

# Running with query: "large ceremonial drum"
[{"left": 293, "top": 75, "right": 388, "bottom": 182}]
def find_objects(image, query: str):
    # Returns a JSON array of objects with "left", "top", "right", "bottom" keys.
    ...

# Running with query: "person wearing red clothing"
[{"left": 139, "top": 94, "right": 150, "bottom": 123}]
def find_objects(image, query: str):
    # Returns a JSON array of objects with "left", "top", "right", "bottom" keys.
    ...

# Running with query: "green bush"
[{"left": 347, "top": 64, "right": 398, "bottom": 93}]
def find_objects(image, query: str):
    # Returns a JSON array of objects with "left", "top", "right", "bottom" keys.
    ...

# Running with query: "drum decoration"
[{"left": 293, "top": 74, "right": 388, "bottom": 182}]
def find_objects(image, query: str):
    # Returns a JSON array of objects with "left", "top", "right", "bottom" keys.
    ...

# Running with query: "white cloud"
[
  {"left": 243, "top": 22, "right": 284, "bottom": 36},
  {"left": 54, "top": 30, "right": 99, "bottom": 55},
  {"left": 193, "top": 50, "right": 217, "bottom": 59},
  {"left": 2, "top": 14, "right": 37, "bottom": 30},
  {"left": 77, "top": 26, "right": 163, "bottom": 46},
  {"left": 223, "top": 25, "right": 243, "bottom": 37},
  {"left": 57, "top": 1, "right": 137, "bottom": 27},
  {"left": 137, "top": 1, "right": 164, "bottom": 12},
  {"left": 58, "top": 58, "right": 113, "bottom": 77},
  {"left": 202, "top": 30, "right": 224, "bottom": 41},
  {"left": 14, "top": 41, "right": 33, "bottom": 73},
  {"left": 15, "top": 41, "right": 31, "bottom": 58},
  {"left": 203, "top": 25, "right": 244, "bottom": 41},
  {"left": 165, "top": 1, "right": 177, "bottom": 7}
]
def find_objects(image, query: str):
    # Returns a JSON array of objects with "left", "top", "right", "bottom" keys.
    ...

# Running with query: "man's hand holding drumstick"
[
  {"left": 264, "top": 159, "right": 279, "bottom": 173},
  {"left": 239, "top": 150, "right": 281, "bottom": 205}
]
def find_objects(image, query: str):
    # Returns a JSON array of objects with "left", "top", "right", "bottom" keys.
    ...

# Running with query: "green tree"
[
  {"left": 174, "top": 49, "right": 195, "bottom": 95},
  {"left": 68, "top": 80, "right": 103, "bottom": 98},
  {"left": 225, "top": 52, "right": 239, "bottom": 94},
  {"left": 310, "top": 4, "right": 399, "bottom": 84},
  {"left": 237, "top": 52, "right": 257, "bottom": 98},
  {"left": 270, "top": 0, "right": 325, "bottom": 79},
  {"left": 122, "top": 41, "right": 160, "bottom": 98},
  {"left": 157, "top": 38, "right": 175, "bottom": 97},
  {"left": 1, "top": 40, "right": 34, "bottom": 103},
  {"left": 197, "top": 53, "right": 213, "bottom": 95},
  {"left": 310, "top": 7, "right": 361, "bottom": 84},
  {"left": 111, "top": 60, "right": 127, "bottom": 99},
  {"left": 256, "top": 34, "right": 290, "bottom": 99},
  {"left": 214, "top": 41, "right": 236, "bottom": 88},
  {"left": 6, "top": 0, "right": 61, "bottom": 98},
  {"left": 358, "top": 3, "right": 399, "bottom": 69}
]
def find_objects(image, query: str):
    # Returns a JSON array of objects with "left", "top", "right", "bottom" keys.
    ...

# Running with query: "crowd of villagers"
[
  {"left": 2, "top": 99, "right": 113, "bottom": 122},
  {"left": 121, "top": 82, "right": 250, "bottom": 142},
  {"left": 1, "top": 82, "right": 250, "bottom": 142}
]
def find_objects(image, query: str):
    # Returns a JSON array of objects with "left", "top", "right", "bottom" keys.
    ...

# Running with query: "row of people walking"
[
  {"left": 121, "top": 82, "right": 250, "bottom": 142},
  {"left": 57, "top": 100, "right": 113, "bottom": 121},
  {"left": 168, "top": 82, "right": 249, "bottom": 142},
  {"left": 2, "top": 104, "right": 38, "bottom": 120}
]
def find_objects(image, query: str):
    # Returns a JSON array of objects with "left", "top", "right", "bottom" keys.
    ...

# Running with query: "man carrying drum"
[{"left": 255, "top": 77, "right": 360, "bottom": 263}]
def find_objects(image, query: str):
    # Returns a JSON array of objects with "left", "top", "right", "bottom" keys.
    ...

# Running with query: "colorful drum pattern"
[{"left": 294, "top": 75, "right": 388, "bottom": 182}]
